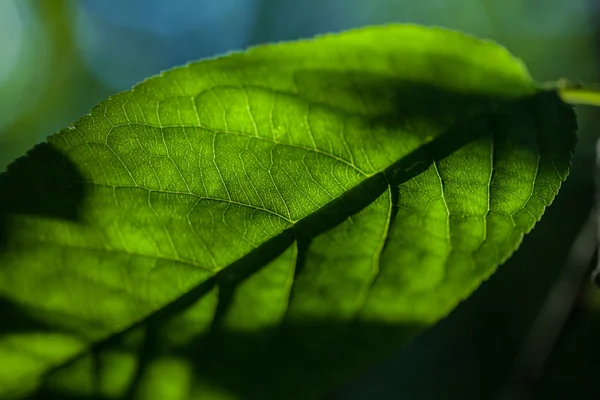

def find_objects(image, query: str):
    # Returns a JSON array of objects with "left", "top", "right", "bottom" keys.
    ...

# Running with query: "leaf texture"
[{"left": 0, "top": 25, "right": 576, "bottom": 399}]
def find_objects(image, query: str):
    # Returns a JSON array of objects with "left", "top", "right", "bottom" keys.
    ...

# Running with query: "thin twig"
[{"left": 500, "top": 211, "right": 597, "bottom": 400}]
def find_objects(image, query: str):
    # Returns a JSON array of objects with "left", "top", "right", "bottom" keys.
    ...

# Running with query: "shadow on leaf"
[
  {"left": 0, "top": 77, "right": 575, "bottom": 399},
  {"left": 0, "top": 142, "right": 87, "bottom": 252}
]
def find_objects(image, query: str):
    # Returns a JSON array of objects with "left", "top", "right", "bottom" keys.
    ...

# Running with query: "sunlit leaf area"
[{"left": 1, "top": 1, "right": 600, "bottom": 399}]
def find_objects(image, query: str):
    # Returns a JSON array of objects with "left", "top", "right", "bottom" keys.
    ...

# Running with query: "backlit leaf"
[{"left": 0, "top": 25, "right": 576, "bottom": 399}]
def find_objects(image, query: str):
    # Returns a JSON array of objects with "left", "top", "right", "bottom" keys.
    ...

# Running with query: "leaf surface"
[{"left": 0, "top": 25, "right": 576, "bottom": 399}]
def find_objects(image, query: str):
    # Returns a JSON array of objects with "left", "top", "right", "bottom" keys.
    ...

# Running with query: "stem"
[{"left": 559, "top": 88, "right": 600, "bottom": 107}]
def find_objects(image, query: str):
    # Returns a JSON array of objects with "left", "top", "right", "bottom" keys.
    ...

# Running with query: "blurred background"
[{"left": 1, "top": 0, "right": 600, "bottom": 399}]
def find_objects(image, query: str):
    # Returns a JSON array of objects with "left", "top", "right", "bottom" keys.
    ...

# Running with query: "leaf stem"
[{"left": 559, "top": 88, "right": 600, "bottom": 107}]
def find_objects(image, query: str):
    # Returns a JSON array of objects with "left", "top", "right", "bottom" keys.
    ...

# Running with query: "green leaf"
[{"left": 0, "top": 24, "right": 576, "bottom": 399}]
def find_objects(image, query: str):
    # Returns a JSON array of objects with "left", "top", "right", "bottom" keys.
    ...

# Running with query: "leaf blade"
[{"left": 0, "top": 24, "right": 575, "bottom": 399}]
